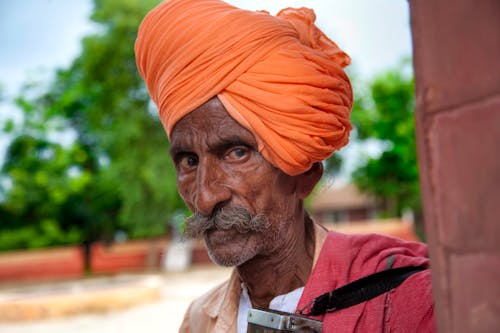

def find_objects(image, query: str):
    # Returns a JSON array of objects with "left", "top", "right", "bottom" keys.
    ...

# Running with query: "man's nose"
[{"left": 193, "top": 163, "right": 231, "bottom": 216}]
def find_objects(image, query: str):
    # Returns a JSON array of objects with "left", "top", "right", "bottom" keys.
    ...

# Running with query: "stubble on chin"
[{"left": 204, "top": 232, "right": 261, "bottom": 267}]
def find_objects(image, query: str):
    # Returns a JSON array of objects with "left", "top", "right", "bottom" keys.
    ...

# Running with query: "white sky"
[
  {"left": 0, "top": 0, "right": 413, "bottom": 178},
  {"left": 0, "top": 0, "right": 412, "bottom": 95}
]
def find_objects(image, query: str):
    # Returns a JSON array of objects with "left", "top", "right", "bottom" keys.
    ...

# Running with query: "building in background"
[
  {"left": 311, "top": 184, "right": 380, "bottom": 223},
  {"left": 311, "top": 184, "right": 419, "bottom": 242}
]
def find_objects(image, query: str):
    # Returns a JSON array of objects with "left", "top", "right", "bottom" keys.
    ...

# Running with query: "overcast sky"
[
  {"left": 0, "top": 0, "right": 412, "bottom": 96},
  {"left": 0, "top": 0, "right": 413, "bottom": 179}
]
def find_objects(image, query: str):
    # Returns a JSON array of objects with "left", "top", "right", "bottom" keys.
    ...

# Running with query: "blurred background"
[{"left": 0, "top": 0, "right": 422, "bottom": 331}]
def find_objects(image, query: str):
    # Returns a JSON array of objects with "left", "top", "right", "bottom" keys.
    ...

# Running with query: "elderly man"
[{"left": 135, "top": 1, "right": 435, "bottom": 332}]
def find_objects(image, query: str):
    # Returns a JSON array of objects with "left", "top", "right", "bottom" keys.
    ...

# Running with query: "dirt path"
[{"left": 0, "top": 265, "right": 232, "bottom": 333}]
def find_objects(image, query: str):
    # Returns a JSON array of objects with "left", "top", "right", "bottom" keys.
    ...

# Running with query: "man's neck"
[{"left": 236, "top": 213, "right": 316, "bottom": 309}]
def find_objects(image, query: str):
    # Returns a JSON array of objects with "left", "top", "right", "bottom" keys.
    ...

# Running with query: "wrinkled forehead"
[{"left": 170, "top": 96, "right": 258, "bottom": 150}]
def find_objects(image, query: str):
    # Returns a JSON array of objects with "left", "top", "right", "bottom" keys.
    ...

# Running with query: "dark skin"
[{"left": 170, "top": 97, "right": 323, "bottom": 308}]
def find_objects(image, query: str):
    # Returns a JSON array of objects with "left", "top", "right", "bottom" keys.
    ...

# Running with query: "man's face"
[{"left": 170, "top": 97, "right": 302, "bottom": 266}]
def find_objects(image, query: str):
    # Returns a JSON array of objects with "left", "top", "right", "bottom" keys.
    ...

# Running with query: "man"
[{"left": 135, "top": 1, "right": 435, "bottom": 332}]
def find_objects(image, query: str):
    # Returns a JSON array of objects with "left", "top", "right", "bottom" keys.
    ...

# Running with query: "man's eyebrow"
[
  {"left": 169, "top": 136, "right": 256, "bottom": 157},
  {"left": 210, "top": 138, "right": 254, "bottom": 153},
  {"left": 169, "top": 144, "right": 188, "bottom": 158}
]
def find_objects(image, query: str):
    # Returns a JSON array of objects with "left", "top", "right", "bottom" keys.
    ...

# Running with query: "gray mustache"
[{"left": 184, "top": 206, "right": 270, "bottom": 239}]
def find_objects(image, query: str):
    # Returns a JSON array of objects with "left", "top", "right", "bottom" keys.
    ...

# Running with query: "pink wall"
[
  {"left": 410, "top": 0, "right": 500, "bottom": 331},
  {"left": 0, "top": 247, "right": 84, "bottom": 282}
]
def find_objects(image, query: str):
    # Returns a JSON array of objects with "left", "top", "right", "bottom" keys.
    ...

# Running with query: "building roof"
[{"left": 310, "top": 183, "right": 378, "bottom": 211}]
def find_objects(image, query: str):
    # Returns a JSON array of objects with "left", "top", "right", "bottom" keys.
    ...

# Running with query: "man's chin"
[
  {"left": 205, "top": 228, "right": 240, "bottom": 246},
  {"left": 204, "top": 234, "right": 258, "bottom": 267},
  {"left": 206, "top": 249, "right": 250, "bottom": 267}
]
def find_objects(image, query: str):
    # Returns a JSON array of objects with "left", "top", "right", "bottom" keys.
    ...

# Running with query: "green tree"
[
  {"left": 49, "top": 0, "right": 185, "bottom": 238},
  {"left": 0, "top": 0, "right": 186, "bottom": 251},
  {"left": 1, "top": 79, "right": 123, "bottom": 251},
  {"left": 0, "top": 135, "right": 88, "bottom": 250},
  {"left": 351, "top": 59, "right": 421, "bottom": 220}
]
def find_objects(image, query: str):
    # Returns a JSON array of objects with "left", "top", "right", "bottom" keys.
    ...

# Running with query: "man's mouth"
[{"left": 205, "top": 228, "right": 241, "bottom": 246}]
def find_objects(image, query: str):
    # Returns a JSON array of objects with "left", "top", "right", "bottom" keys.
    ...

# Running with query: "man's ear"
[{"left": 296, "top": 162, "right": 323, "bottom": 199}]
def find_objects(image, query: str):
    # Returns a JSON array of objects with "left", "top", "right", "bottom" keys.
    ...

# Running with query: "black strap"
[{"left": 299, "top": 266, "right": 426, "bottom": 316}]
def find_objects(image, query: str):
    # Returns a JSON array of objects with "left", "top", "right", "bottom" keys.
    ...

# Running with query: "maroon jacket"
[{"left": 297, "top": 231, "right": 436, "bottom": 332}]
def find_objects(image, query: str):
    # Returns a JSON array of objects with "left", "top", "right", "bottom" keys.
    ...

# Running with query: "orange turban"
[{"left": 135, "top": 0, "right": 353, "bottom": 176}]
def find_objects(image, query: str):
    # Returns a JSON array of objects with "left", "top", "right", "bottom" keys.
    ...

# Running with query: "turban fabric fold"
[{"left": 135, "top": 0, "right": 353, "bottom": 176}]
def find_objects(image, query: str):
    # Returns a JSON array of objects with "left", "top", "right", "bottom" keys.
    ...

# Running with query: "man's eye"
[
  {"left": 226, "top": 147, "right": 249, "bottom": 161},
  {"left": 179, "top": 154, "right": 198, "bottom": 169}
]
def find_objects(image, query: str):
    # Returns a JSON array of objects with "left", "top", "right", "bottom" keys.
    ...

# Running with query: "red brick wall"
[
  {"left": 90, "top": 239, "right": 167, "bottom": 274},
  {"left": 0, "top": 239, "right": 170, "bottom": 283},
  {"left": 410, "top": 1, "right": 500, "bottom": 331},
  {"left": 0, "top": 238, "right": 225, "bottom": 283},
  {"left": 0, "top": 247, "right": 84, "bottom": 282}
]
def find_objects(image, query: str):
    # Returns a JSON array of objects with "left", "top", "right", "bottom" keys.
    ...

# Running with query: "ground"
[{"left": 0, "top": 265, "right": 231, "bottom": 333}]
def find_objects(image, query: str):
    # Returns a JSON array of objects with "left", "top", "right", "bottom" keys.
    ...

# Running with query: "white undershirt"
[{"left": 237, "top": 284, "right": 305, "bottom": 333}]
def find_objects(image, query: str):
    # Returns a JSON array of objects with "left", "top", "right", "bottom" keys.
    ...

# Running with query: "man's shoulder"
[
  {"left": 179, "top": 269, "right": 240, "bottom": 333},
  {"left": 325, "top": 230, "right": 428, "bottom": 253},
  {"left": 321, "top": 231, "right": 429, "bottom": 272},
  {"left": 306, "top": 231, "right": 435, "bottom": 332},
  {"left": 302, "top": 230, "right": 430, "bottom": 297},
  {"left": 188, "top": 277, "right": 232, "bottom": 316}
]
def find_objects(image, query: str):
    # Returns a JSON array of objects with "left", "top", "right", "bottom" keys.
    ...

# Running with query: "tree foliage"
[
  {"left": 351, "top": 60, "right": 421, "bottom": 218},
  {"left": 0, "top": 1, "right": 422, "bottom": 251},
  {"left": 0, "top": 0, "right": 186, "bottom": 251}
]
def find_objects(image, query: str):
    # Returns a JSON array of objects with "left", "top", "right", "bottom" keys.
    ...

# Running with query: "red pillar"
[{"left": 409, "top": 0, "right": 500, "bottom": 332}]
